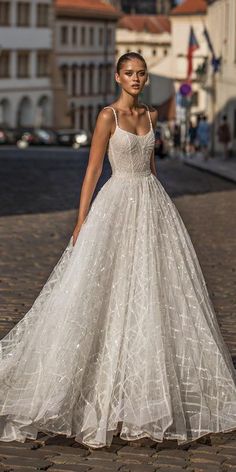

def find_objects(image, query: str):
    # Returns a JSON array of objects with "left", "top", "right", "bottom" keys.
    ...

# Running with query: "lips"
[{"left": 131, "top": 85, "right": 140, "bottom": 88}]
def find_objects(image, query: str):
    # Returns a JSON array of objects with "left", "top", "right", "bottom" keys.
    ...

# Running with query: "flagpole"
[{"left": 211, "top": 70, "right": 216, "bottom": 157}]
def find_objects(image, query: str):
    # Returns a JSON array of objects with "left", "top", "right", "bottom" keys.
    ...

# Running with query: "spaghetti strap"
[
  {"left": 143, "top": 104, "right": 152, "bottom": 131},
  {"left": 103, "top": 106, "right": 118, "bottom": 127}
]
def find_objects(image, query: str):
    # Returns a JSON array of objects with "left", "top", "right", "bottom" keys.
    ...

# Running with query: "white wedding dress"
[{"left": 1, "top": 105, "right": 236, "bottom": 449}]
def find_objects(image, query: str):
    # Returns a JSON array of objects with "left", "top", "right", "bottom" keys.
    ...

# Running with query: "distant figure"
[
  {"left": 188, "top": 120, "right": 197, "bottom": 154},
  {"left": 196, "top": 115, "right": 210, "bottom": 160},
  {"left": 217, "top": 115, "right": 231, "bottom": 159},
  {"left": 173, "top": 123, "right": 181, "bottom": 157}
]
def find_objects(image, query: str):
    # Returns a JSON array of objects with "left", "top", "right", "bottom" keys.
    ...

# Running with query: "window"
[
  {"left": 106, "top": 63, "right": 112, "bottom": 93},
  {"left": 37, "top": 51, "right": 50, "bottom": 77},
  {"left": 70, "top": 103, "right": 76, "bottom": 128},
  {"left": 88, "top": 105, "right": 93, "bottom": 132},
  {"left": 60, "top": 65, "right": 68, "bottom": 90},
  {"left": 72, "top": 65, "right": 77, "bottom": 96},
  {"left": 88, "top": 64, "right": 94, "bottom": 94},
  {"left": 17, "top": 2, "right": 30, "bottom": 26},
  {"left": 138, "top": 49, "right": 142, "bottom": 55},
  {"left": 79, "top": 105, "right": 84, "bottom": 129},
  {"left": 99, "top": 27, "right": 103, "bottom": 46},
  {"left": 36, "top": 3, "right": 49, "bottom": 27},
  {"left": 80, "top": 64, "right": 86, "bottom": 95},
  {"left": 163, "top": 48, "right": 168, "bottom": 56},
  {"left": 98, "top": 64, "right": 103, "bottom": 93},
  {"left": 61, "top": 25, "right": 68, "bottom": 45},
  {"left": 0, "top": 50, "right": 10, "bottom": 78},
  {"left": 107, "top": 28, "right": 112, "bottom": 45},
  {"left": 89, "top": 27, "right": 94, "bottom": 45},
  {"left": 152, "top": 49, "right": 157, "bottom": 56},
  {"left": 81, "top": 26, "right": 86, "bottom": 45},
  {"left": 0, "top": 1, "right": 10, "bottom": 26},
  {"left": 17, "top": 51, "right": 30, "bottom": 78},
  {"left": 72, "top": 26, "right": 77, "bottom": 45},
  {"left": 191, "top": 91, "right": 199, "bottom": 107}
]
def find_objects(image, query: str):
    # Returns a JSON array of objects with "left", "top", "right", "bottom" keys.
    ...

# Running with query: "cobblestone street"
[{"left": 0, "top": 148, "right": 236, "bottom": 471}]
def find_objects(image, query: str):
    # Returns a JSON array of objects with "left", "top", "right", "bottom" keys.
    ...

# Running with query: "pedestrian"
[
  {"left": 196, "top": 115, "right": 210, "bottom": 160},
  {"left": 173, "top": 123, "right": 181, "bottom": 157},
  {"left": 217, "top": 115, "right": 231, "bottom": 159},
  {"left": 188, "top": 120, "right": 197, "bottom": 154},
  {"left": 1, "top": 52, "right": 236, "bottom": 449}
]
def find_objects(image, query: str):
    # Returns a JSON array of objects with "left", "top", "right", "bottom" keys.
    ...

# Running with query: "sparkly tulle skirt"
[{"left": 0, "top": 172, "right": 236, "bottom": 448}]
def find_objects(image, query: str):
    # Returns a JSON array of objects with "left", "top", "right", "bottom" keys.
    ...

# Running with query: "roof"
[
  {"left": 118, "top": 15, "right": 171, "bottom": 34},
  {"left": 171, "top": 0, "right": 207, "bottom": 15},
  {"left": 56, "top": 0, "right": 121, "bottom": 20}
]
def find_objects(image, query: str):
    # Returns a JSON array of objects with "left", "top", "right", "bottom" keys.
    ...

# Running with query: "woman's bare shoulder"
[{"left": 96, "top": 107, "right": 116, "bottom": 131}]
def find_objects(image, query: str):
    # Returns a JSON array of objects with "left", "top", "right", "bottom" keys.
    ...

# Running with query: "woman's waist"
[{"left": 111, "top": 169, "right": 152, "bottom": 179}]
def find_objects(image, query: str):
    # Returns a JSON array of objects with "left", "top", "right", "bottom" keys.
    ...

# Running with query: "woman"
[{"left": 1, "top": 53, "right": 236, "bottom": 449}]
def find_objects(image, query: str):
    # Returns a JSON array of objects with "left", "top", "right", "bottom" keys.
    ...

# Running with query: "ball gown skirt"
[{"left": 0, "top": 106, "right": 236, "bottom": 449}]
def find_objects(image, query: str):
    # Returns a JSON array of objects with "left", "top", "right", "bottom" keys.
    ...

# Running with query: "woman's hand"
[{"left": 72, "top": 220, "right": 84, "bottom": 247}]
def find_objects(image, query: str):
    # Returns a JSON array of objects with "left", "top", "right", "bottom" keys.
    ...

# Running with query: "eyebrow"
[{"left": 123, "top": 69, "right": 146, "bottom": 72}]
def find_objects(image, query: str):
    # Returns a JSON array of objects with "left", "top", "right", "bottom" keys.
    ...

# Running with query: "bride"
[{"left": 1, "top": 52, "right": 236, "bottom": 449}]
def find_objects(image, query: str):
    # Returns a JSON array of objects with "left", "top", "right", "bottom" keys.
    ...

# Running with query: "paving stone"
[
  {"left": 49, "top": 465, "right": 91, "bottom": 472},
  {"left": 190, "top": 467, "right": 221, "bottom": 472},
  {"left": 152, "top": 449, "right": 187, "bottom": 459},
  {"left": 117, "top": 446, "right": 154, "bottom": 458},
  {"left": 1, "top": 455, "right": 53, "bottom": 469},
  {"left": 118, "top": 465, "right": 156, "bottom": 472},
  {"left": 0, "top": 446, "right": 55, "bottom": 459},
  {"left": 188, "top": 445, "right": 219, "bottom": 455},
  {"left": 189, "top": 453, "right": 225, "bottom": 465},
  {"left": 224, "top": 459, "right": 236, "bottom": 467},
  {"left": 152, "top": 456, "right": 187, "bottom": 468},
  {"left": 38, "top": 445, "right": 89, "bottom": 457},
  {"left": 88, "top": 450, "right": 118, "bottom": 461}
]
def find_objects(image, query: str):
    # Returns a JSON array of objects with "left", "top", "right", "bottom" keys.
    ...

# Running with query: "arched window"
[
  {"left": 0, "top": 98, "right": 11, "bottom": 126},
  {"left": 37, "top": 95, "right": 51, "bottom": 126},
  {"left": 17, "top": 96, "right": 33, "bottom": 127}
]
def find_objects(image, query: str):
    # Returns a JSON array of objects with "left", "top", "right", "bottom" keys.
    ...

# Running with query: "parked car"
[
  {"left": 0, "top": 128, "right": 17, "bottom": 145},
  {"left": 56, "top": 129, "right": 89, "bottom": 149},
  {"left": 16, "top": 128, "right": 58, "bottom": 148},
  {"left": 154, "top": 123, "right": 172, "bottom": 158}
]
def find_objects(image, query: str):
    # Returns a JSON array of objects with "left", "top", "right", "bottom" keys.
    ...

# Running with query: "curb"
[{"left": 183, "top": 158, "right": 236, "bottom": 184}]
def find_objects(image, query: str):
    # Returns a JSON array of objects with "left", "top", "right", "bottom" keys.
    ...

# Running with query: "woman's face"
[{"left": 115, "top": 59, "right": 148, "bottom": 96}]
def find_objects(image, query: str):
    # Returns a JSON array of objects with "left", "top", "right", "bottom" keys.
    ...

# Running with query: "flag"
[
  {"left": 187, "top": 26, "right": 199, "bottom": 80},
  {"left": 203, "top": 26, "right": 221, "bottom": 73}
]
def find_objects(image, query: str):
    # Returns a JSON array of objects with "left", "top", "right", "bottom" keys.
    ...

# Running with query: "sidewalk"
[{"left": 183, "top": 152, "right": 236, "bottom": 184}]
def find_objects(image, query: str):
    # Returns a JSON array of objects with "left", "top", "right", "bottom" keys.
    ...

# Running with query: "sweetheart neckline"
[{"left": 110, "top": 125, "right": 154, "bottom": 139}]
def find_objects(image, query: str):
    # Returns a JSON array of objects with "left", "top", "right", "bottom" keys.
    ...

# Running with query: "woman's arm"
[
  {"left": 150, "top": 149, "right": 157, "bottom": 178},
  {"left": 150, "top": 107, "right": 158, "bottom": 178},
  {"left": 72, "top": 108, "right": 114, "bottom": 245}
]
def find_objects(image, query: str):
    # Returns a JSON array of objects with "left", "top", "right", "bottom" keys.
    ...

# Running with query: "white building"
[
  {"left": 0, "top": 0, "right": 54, "bottom": 128},
  {"left": 207, "top": 0, "right": 236, "bottom": 152},
  {"left": 55, "top": 0, "right": 120, "bottom": 133},
  {"left": 148, "top": 0, "right": 208, "bottom": 122}
]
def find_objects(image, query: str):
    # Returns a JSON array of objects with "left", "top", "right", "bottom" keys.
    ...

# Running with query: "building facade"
[
  {"left": 207, "top": 0, "right": 236, "bottom": 152},
  {"left": 55, "top": 0, "right": 120, "bottom": 133},
  {"left": 0, "top": 0, "right": 54, "bottom": 128}
]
